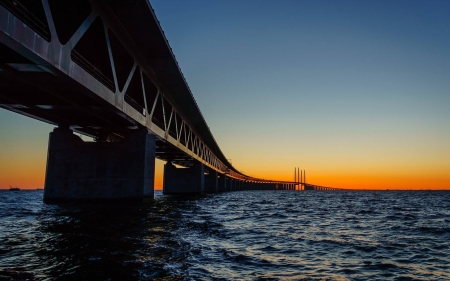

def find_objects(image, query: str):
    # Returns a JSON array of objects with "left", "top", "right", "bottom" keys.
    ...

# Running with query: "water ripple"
[{"left": 1, "top": 190, "right": 450, "bottom": 280}]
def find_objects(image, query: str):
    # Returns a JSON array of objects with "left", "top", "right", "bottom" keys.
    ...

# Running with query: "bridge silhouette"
[{"left": 0, "top": 0, "right": 340, "bottom": 200}]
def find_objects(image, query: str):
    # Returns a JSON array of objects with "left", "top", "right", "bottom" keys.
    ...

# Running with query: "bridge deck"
[{"left": 0, "top": 0, "right": 302, "bottom": 186}]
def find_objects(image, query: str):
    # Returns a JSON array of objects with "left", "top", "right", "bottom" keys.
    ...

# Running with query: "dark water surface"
[{"left": 1, "top": 190, "right": 449, "bottom": 280}]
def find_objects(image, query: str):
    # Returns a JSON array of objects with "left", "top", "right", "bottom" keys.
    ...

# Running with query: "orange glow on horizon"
[
  {"left": 1, "top": 155, "right": 449, "bottom": 191},
  {"left": 0, "top": 147, "right": 47, "bottom": 189}
]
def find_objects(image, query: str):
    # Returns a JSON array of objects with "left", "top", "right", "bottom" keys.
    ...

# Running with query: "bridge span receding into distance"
[{"left": 0, "top": 0, "right": 341, "bottom": 201}]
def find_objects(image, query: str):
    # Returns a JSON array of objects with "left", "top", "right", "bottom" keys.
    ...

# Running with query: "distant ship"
[{"left": 9, "top": 185, "right": 20, "bottom": 191}]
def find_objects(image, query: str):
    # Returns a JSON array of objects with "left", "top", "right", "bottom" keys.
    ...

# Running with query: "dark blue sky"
[
  {"left": 148, "top": 0, "right": 450, "bottom": 187},
  {"left": 150, "top": 0, "right": 450, "bottom": 132}
]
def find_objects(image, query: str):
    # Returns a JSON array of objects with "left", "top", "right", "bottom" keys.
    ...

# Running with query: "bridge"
[
  {"left": 0, "top": 0, "right": 337, "bottom": 201},
  {"left": 303, "top": 184, "right": 341, "bottom": 191}
]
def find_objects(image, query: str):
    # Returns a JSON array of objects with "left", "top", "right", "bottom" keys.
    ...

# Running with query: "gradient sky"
[{"left": 1, "top": 0, "right": 449, "bottom": 189}]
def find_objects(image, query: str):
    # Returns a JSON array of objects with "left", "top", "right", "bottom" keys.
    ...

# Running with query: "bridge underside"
[
  {"left": 0, "top": 43, "right": 130, "bottom": 137},
  {"left": 0, "top": 42, "right": 197, "bottom": 168}
]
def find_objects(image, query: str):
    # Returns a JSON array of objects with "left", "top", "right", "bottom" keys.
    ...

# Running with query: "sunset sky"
[{"left": 1, "top": 0, "right": 449, "bottom": 190}]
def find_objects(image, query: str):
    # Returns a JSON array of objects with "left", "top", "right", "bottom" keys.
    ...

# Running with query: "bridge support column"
[
  {"left": 224, "top": 177, "right": 229, "bottom": 191},
  {"left": 44, "top": 127, "right": 155, "bottom": 202},
  {"left": 163, "top": 162, "right": 204, "bottom": 195},
  {"left": 205, "top": 170, "right": 218, "bottom": 193},
  {"left": 218, "top": 174, "right": 227, "bottom": 192}
]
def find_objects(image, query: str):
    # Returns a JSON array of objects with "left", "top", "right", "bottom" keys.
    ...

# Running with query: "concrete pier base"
[
  {"left": 218, "top": 174, "right": 227, "bottom": 192},
  {"left": 163, "top": 162, "right": 204, "bottom": 195},
  {"left": 226, "top": 177, "right": 231, "bottom": 191},
  {"left": 44, "top": 127, "right": 155, "bottom": 202},
  {"left": 205, "top": 170, "right": 218, "bottom": 193}
]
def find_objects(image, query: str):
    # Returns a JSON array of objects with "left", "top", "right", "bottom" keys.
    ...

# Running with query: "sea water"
[{"left": 1, "top": 190, "right": 449, "bottom": 280}]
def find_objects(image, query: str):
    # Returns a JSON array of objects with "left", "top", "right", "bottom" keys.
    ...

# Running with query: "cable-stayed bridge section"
[{"left": 0, "top": 0, "right": 299, "bottom": 201}]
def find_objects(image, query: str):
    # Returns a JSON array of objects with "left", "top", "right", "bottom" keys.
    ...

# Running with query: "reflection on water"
[{"left": 0, "top": 190, "right": 449, "bottom": 280}]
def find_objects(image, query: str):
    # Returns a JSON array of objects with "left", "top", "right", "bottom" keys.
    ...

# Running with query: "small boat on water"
[{"left": 9, "top": 185, "right": 20, "bottom": 191}]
